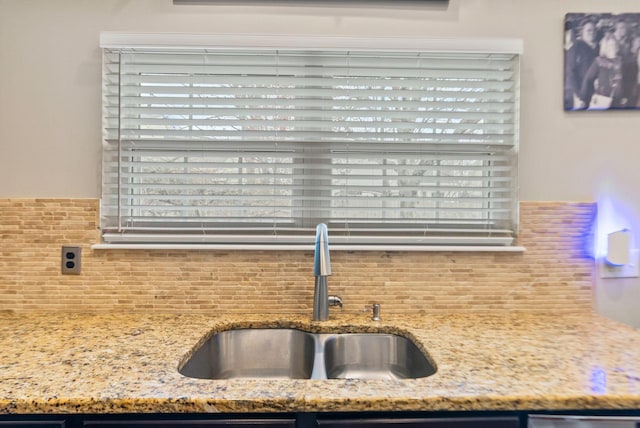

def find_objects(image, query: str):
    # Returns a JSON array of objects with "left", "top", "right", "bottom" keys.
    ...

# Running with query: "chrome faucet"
[{"left": 312, "top": 223, "right": 342, "bottom": 321}]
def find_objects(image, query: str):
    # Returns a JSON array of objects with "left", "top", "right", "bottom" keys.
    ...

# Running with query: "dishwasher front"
[{"left": 529, "top": 415, "right": 640, "bottom": 428}]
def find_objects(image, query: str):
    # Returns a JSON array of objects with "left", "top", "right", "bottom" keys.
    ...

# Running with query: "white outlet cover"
[{"left": 600, "top": 249, "right": 640, "bottom": 278}]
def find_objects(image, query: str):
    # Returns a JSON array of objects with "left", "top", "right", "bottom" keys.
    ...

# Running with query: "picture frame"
[{"left": 564, "top": 13, "right": 640, "bottom": 111}]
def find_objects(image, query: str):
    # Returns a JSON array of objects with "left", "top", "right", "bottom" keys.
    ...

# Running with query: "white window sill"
[{"left": 91, "top": 243, "right": 526, "bottom": 252}]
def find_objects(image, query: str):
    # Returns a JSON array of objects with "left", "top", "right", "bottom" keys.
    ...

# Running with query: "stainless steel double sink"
[{"left": 178, "top": 328, "right": 437, "bottom": 380}]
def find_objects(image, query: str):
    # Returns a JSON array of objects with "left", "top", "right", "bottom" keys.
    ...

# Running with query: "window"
[{"left": 100, "top": 34, "right": 521, "bottom": 249}]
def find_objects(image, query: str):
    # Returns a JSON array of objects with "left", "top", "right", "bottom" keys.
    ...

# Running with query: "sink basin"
[
  {"left": 179, "top": 328, "right": 436, "bottom": 380},
  {"left": 323, "top": 333, "right": 436, "bottom": 380},
  {"left": 179, "top": 328, "right": 316, "bottom": 379}
]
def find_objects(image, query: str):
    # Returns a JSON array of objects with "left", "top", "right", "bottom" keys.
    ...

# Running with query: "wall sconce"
[
  {"left": 601, "top": 229, "right": 639, "bottom": 278},
  {"left": 606, "top": 229, "right": 631, "bottom": 266}
]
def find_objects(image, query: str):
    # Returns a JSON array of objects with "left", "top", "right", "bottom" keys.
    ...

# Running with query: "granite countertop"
[{"left": 1, "top": 311, "right": 640, "bottom": 415}]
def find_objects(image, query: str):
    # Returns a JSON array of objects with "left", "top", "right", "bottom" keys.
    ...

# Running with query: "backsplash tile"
[{"left": 0, "top": 199, "right": 595, "bottom": 314}]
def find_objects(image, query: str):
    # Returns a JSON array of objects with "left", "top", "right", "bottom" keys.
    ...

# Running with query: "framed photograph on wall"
[{"left": 564, "top": 13, "right": 640, "bottom": 111}]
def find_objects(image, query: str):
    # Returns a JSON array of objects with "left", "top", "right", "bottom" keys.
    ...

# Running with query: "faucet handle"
[
  {"left": 364, "top": 303, "right": 381, "bottom": 321},
  {"left": 328, "top": 295, "right": 343, "bottom": 308}
]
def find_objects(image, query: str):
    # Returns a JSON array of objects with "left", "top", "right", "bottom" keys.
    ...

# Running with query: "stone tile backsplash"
[{"left": 0, "top": 199, "right": 595, "bottom": 314}]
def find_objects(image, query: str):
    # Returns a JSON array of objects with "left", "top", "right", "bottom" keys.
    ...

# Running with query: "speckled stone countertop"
[{"left": 1, "top": 311, "right": 640, "bottom": 415}]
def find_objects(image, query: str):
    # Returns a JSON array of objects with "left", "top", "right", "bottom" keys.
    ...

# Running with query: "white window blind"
[{"left": 100, "top": 34, "right": 520, "bottom": 247}]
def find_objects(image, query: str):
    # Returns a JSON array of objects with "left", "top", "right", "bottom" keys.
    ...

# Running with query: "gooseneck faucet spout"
[
  {"left": 313, "top": 223, "right": 341, "bottom": 321},
  {"left": 314, "top": 223, "right": 331, "bottom": 277}
]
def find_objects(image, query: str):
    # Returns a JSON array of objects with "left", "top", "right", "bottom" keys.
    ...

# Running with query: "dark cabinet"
[
  {"left": 0, "top": 415, "right": 523, "bottom": 428},
  {"left": 83, "top": 419, "right": 296, "bottom": 428},
  {"left": 317, "top": 416, "right": 521, "bottom": 428},
  {"left": 0, "top": 421, "right": 66, "bottom": 428}
]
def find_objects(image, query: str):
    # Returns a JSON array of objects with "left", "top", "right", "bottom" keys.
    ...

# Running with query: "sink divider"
[{"left": 310, "top": 333, "right": 334, "bottom": 380}]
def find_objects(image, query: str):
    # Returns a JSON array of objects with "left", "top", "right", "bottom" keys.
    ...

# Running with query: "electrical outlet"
[
  {"left": 61, "top": 246, "right": 81, "bottom": 275},
  {"left": 600, "top": 249, "right": 639, "bottom": 279}
]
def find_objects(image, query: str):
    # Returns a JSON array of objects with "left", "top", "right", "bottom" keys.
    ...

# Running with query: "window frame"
[{"left": 96, "top": 33, "right": 524, "bottom": 251}]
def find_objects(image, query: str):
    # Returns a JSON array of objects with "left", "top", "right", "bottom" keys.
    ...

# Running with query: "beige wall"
[
  {"left": 1, "top": 0, "right": 640, "bottom": 201},
  {"left": 1, "top": 0, "right": 639, "bottom": 320},
  {"left": 0, "top": 199, "right": 594, "bottom": 314}
]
